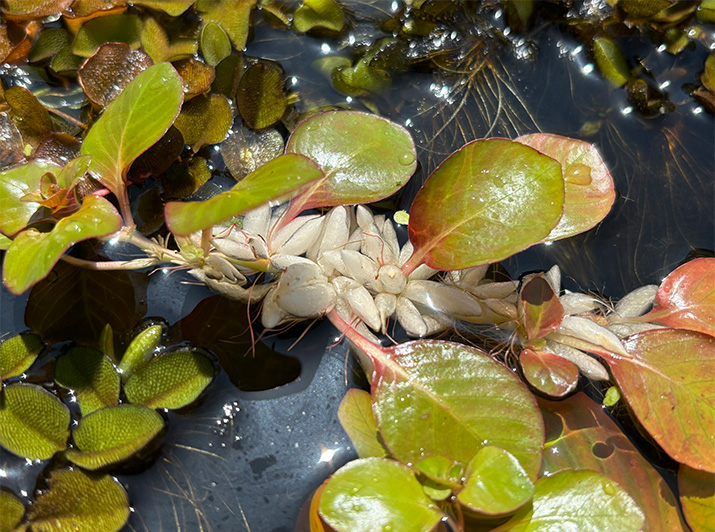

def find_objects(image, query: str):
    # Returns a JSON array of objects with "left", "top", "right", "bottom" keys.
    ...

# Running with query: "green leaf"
[
  {"left": 0, "top": 333, "right": 43, "bottom": 381},
  {"left": 519, "top": 275, "right": 564, "bottom": 341},
  {"left": 319, "top": 457, "right": 445, "bottom": 532},
  {"left": 641, "top": 257, "right": 715, "bottom": 337},
  {"left": 26, "top": 468, "right": 129, "bottom": 532},
  {"left": 3, "top": 195, "right": 123, "bottom": 295},
  {"left": 515, "top": 134, "right": 616, "bottom": 241},
  {"left": 29, "top": 28, "right": 71, "bottom": 63},
  {"left": 124, "top": 349, "right": 214, "bottom": 410},
  {"left": 200, "top": 22, "right": 232, "bottom": 67},
  {"left": 703, "top": 53, "right": 715, "bottom": 93},
  {"left": 679, "top": 465, "right": 715, "bottom": 532},
  {"left": 196, "top": 0, "right": 256, "bottom": 50},
  {"left": 173, "top": 94, "right": 233, "bottom": 150},
  {"left": 5, "top": 86, "right": 54, "bottom": 147},
  {"left": 371, "top": 339, "right": 544, "bottom": 478},
  {"left": 72, "top": 14, "right": 143, "bottom": 58},
  {"left": 337, "top": 388, "right": 387, "bottom": 458},
  {"left": 140, "top": 17, "right": 196, "bottom": 64},
  {"left": 0, "top": 383, "right": 70, "bottom": 460},
  {"left": 604, "top": 329, "right": 715, "bottom": 472},
  {"left": 165, "top": 153, "right": 323, "bottom": 236},
  {"left": 132, "top": 0, "right": 196, "bottom": 16},
  {"left": 0, "top": 490, "right": 25, "bottom": 532},
  {"left": 457, "top": 446, "right": 535, "bottom": 515},
  {"left": 2, "top": 0, "right": 72, "bottom": 19},
  {"left": 66, "top": 404, "right": 165, "bottom": 470},
  {"left": 0, "top": 160, "right": 61, "bottom": 236},
  {"left": 118, "top": 324, "right": 164, "bottom": 380},
  {"left": 493, "top": 470, "right": 644, "bottom": 531},
  {"left": 285, "top": 110, "right": 416, "bottom": 215},
  {"left": 221, "top": 123, "right": 284, "bottom": 180},
  {"left": 236, "top": 60, "right": 287, "bottom": 129},
  {"left": 539, "top": 393, "right": 687, "bottom": 532},
  {"left": 593, "top": 37, "right": 630, "bottom": 87},
  {"left": 80, "top": 63, "right": 184, "bottom": 198},
  {"left": 519, "top": 348, "right": 579, "bottom": 399},
  {"left": 54, "top": 347, "right": 120, "bottom": 415},
  {"left": 293, "top": 0, "right": 346, "bottom": 33},
  {"left": 406, "top": 139, "right": 564, "bottom": 272}
]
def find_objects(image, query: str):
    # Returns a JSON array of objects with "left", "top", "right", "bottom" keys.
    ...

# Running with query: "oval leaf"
[
  {"left": 72, "top": 14, "right": 142, "bottom": 58},
  {"left": 520, "top": 348, "right": 579, "bottom": 399},
  {"left": 337, "top": 388, "right": 388, "bottom": 459},
  {"left": 593, "top": 37, "right": 630, "bottom": 87},
  {"left": 605, "top": 329, "right": 715, "bottom": 472},
  {"left": 515, "top": 133, "right": 616, "bottom": 241},
  {"left": 80, "top": 63, "right": 184, "bottom": 198},
  {"left": 319, "top": 457, "right": 444, "bottom": 532},
  {"left": 124, "top": 349, "right": 214, "bottom": 410},
  {"left": 118, "top": 324, "right": 164, "bottom": 380},
  {"left": 285, "top": 110, "right": 416, "bottom": 214},
  {"left": 27, "top": 468, "right": 129, "bottom": 532},
  {"left": 457, "top": 446, "right": 535, "bottom": 515},
  {"left": 406, "top": 139, "right": 564, "bottom": 272},
  {"left": 54, "top": 346, "right": 120, "bottom": 415},
  {"left": 0, "top": 383, "right": 70, "bottom": 460},
  {"left": 165, "top": 153, "right": 323, "bottom": 236},
  {"left": 200, "top": 22, "right": 231, "bottom": 67},
  {"left": 66, "top": 404, "right": 164, "bottom": 470},
  {"left": 644, "top": 257, "right": 715, "bottom": 337},
  {"left": 0, "top": 490, "right": 25, "bottom": 531},
  {"left": 679, "top": 465, "right": 715, "bottom": 532},
  {"left": 519, "top": 275, "right": 564, "bottom": 341},
  {"left": 3, "top": 195, "right": 123, "bottom": 294},
  {"left": 0, "top": 333, "right": 43, "bottom": 381},
  {"left": 493, "top": 470, "right": 644, "bottom": 531},
  {"left": 371, "top": 339, "right": 544, "bottom": 478},
  {"left": 237, "top": 60, "right": 287, "bottom": 129},
  {"left": 173, "top": 93, "right": 232, "bottom": 150}
]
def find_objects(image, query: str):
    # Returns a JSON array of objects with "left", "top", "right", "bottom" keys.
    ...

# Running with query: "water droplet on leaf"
[
  {"left": 564, "top": 163, "right": 592, "bottom": 185},
  {"left": 399, "top": 152, "right": 415, "bottom": 165}
]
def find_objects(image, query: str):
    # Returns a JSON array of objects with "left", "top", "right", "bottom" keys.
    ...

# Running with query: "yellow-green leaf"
[
  {"left": 72, "top": 14, "right": 143, "bottom": 58},
  {"left": 200, "top": 22, "right": 232, "bottom": 67},
  {"left": 54, "top": 347, "right": 120, "bottom": 415},
  {"left": 593, "top": 37, "right": 630, "bottom": 87},
  {"left": 337, "top": 388, "right": 387, "bottom": 459},
  {"left": 0, "top": 333, "right": 43, "bottom": 381},
  {"left": 173, "top": 94, "right": 233, "bottom": 150},
  {"left": 118, "top": 324, "right": 164, "bottom": 381},
  {"left": 0, "top": 490, "right": 25, "bottom": 532}
]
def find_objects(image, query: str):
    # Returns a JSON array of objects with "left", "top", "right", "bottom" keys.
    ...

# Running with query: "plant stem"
[
  {"left": 61, "top": 255, "right": 158, "bottom": 270},
  {"left": 115, "top": 227, "right": 186, "bottom": 265},
  {"left": 326, "top": 309, "right": 380, "bottom": 358}
]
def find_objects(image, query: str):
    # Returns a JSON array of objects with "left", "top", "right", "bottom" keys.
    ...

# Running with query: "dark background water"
[{"left": 1, "top": 2, "right": 714, "bottom": 531}]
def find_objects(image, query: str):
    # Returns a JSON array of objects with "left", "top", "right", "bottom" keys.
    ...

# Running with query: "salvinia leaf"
[
  {"left": 0, "top": 333, "right": 43, "bottom": 381},
  {"left": 54, "top": 346, "right": 120, "bottom": 415},
  {"left": 80, "top": 63, "right": 184, "bottom": 199},
  {"left": 165, "top": 153, "right": 324, "bottom": 236},
  {"left": 603, "top": 329, "right": 715, "bottom": 472},
  {"left": 2, "top": 195, "right": 123, "bottom": 294},
  {"left": 337, "top": 388, "right": 388, "bottom": 459},
  {"left": 118, "top": 324, "right": 164, "bottom": 381},
  {"left": 405, "top": 138, "right": 564, "bottom": 273},
  {"left": 0, "top": 490, "right": 25, "bottom": 532},
  {"left": 319, "top": 457, "right": 445, "bottom": 532}
]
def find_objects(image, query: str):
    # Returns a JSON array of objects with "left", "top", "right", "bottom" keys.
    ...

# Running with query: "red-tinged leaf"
[
  {"left": 642, "top": 257, "right": 715, "bottom": 337},
  {"left": 519, "top": 275, "right": 564, "bottom": 341},
  {"left": 520, "top": 348, "right": 579, "bottom": 399},
  {"left": 539, "top": 393, "right": 689, "bottom": 532},
  {"left": 516, "top": 133, "right": 616, "bottom": 241},
  {"left": 679, "top": 465, "right": 715, "bottom": 532},
  {"left": 603, "top": 329, "right": 715, "bottom": 472},
  {"left": 405, "top": 138, "right": 564, "bottom": 273}
]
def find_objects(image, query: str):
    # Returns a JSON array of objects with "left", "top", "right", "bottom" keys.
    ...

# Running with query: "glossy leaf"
[
  {"left": 679, "top": 465, "right": 715, "bottom": 532},
  {"left": 406, "top": 139, "right": 564, "bottom": 272},
  {"left": 81, "top": 63, "right": 184, "bottom": 198},
  {"left": 3, "top": 195, "right": 123, "bottom": 295},
  {"left": 196, "top": 0, "right": 256, "bottom": 50},
  {"left": 78, "top": 43, "right": 153, "bottom": 108},
  {"left": 515, "top": 133, "right": 616, "bottom": 241},
  {"left": 337, "top": 388, "right": 387, "bottom": 459},
  {"left": 165, "top": 153, "right": 323, "bottom": 236},
  {"left": 26, "top": 468, "right": 129, "bottom": 532},
  {"left": 2, "top": 0, "right": 73, "bottom": 20},
  {"left": 0, "top": 490, "right": 24, "bottom": 532},
  {"left": 519, "top": 275, "right": 564, "bottom": 341},
  {"left": 173, "top": 94, "right": 232, "bottom": 150},
  {"left": 371, "top": 339, "right": 544, "bottom": 478},
  {"left": 285, "top": 111, "right": 416, "bottom": 215},
  {"left": 124, "top": 349, "right": 214, "bottom": 410},
  {"left": 520, "top": 348, "right": 579, "bottom": 398},
  {"left": 493, "top": 470, "right": 644, "bottom": 531},
  {"left": 603, "top": 329, "right": 715, "bottom": 472},
  {"left": 642, "top": 257, "right": 715, "bottom": 337},
  {"left": 0, "top": 112, "right": 24, "bottom": 167},
  {"left": 54, "top": 347, "right": 120, "bottom": 415},
  {"left": 539, "top": 392, "right": 688, "bottom": 532},
  {"left": 66, "top": 404, "right": 165, "bottom": 470},
  {"left": 593, "top": 37, "right": 630, "bottom": 87},
  {"left": 221, "top": 123, "right": 284, "bottom": 180},
  {"left": 0, "top": 160, "right": 61, "bottom": 236},
  {"left": 457, "top": 446, "right": 535, "bottom": 515},
  {"left": 0, "top": 333, "right": 43, "bottom": 381},
  {"left": 72, "top": 14, "right": 142, "bottom": 58},
  {"left": 319, "top": 457, "right": 444, "bottom": 532},
  {"left": 0, "top": 383, "right": 70, "bottom": 460},
  {"left": 118, "top": 324, "right": 163, "bottom": 380},
  {"left": 200, "top": 22, "right": 231, "bottom": 67},
  {"left": 293, "top": 0, "right": 346, "bottom": 33},
  {"left": 132, "top": 0, "right": 195, "bottom": 15},
  {"left": 236, "top": 60, "right": 287, "bottom": 129}
]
